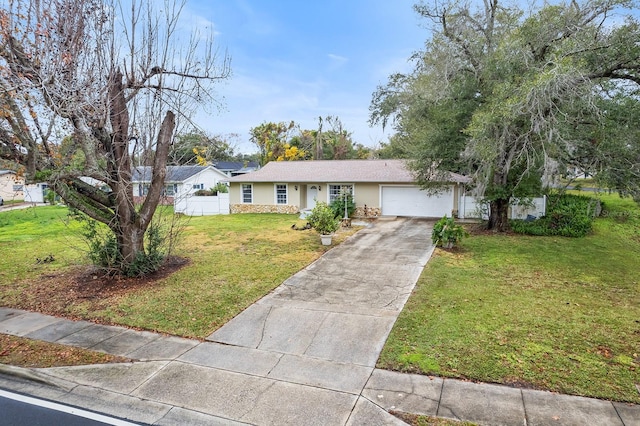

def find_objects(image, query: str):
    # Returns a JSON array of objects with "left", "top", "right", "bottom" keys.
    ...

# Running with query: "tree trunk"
[
  {"left": 488, "top": 198, "right": 510, "bottom": 231},
  {"left": 108, "top": 69, "right": 140, "bottom": 267},
  {"left": 118, "top": 221, "right": 145, "bottom": 267},
  {"left": 106, "top": 70, "right": 175, "bottom": 269}
]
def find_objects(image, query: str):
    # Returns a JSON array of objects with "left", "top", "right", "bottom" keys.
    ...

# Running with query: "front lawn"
[
  {"left": 0, "top": 207, "right": 355, "bottom": 338},
  {"left": 379, "top": 193, "right": 640, "bottom": 403}
]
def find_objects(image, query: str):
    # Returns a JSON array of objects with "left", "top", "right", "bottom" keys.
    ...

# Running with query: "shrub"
[
  {"left": 307, "top": 202, "right": 340, "bottom": 235},
  {"left": 432, "top": 216, "right": 468, "bottom": 248},
  {"left": 510, "top": 194, "right": 598, "bottom": 237},
  {"left": 44, "top": 189, "right": 60, "bottom": 205},
  {"left": 213, "top": 182, "right": 229, "bottom": 194},
  {"left": 329, "top": 191, "right": 355, "bottom": 219},
  {"left": 71, "top": 210, "right": 167, "bottom": 276},
  {"left": 194, "top": 183, "right": 228, "bottom": 196}
]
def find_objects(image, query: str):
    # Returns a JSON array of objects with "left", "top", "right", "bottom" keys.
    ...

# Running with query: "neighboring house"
[
  {"left": 0, "top": 170, "right": 25, "bottom": 201},
  {"left": 226, "top": 159, "right": 471, "bottom": 218},
  {"left": 132, "top": 165, "right": 229, "bottom": 205},
  {"left": 24, "top": 182, "right": 49, "bottom": 203},
  {"left": 213, "top": 161, "right": 260, "bottom": 177}
]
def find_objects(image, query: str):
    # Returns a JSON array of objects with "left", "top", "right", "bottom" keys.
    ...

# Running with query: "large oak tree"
[
  {"left": 0, "top": 0, "right": 230, "bottom": 272},
  {"left": 371, "top": 0, "right": 640, "bottom": 230}
]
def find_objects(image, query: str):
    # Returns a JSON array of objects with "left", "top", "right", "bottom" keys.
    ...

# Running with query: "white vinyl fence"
[
  {"left": 174, "top": 193, "right": 230, "bottom": 216},
  {"left": 458, "top": 195, "right": 546, "bottom": 220}
]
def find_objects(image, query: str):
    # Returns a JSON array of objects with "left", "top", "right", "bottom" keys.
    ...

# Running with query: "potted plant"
[
  {"left": 431, "top": 216, "right": 468, "bottom": 248},
  {"left": 307, "top": 201, "right": 340, "bottom": 245}
]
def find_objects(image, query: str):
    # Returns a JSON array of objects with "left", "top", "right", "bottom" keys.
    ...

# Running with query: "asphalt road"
[{"left": 0, "top": 389, "right": 142, "bottom": 426}]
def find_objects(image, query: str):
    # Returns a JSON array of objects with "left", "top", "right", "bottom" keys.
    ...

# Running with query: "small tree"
[
  {"left": 249, "top": 121, "right": 297, "bottom": 165},
  {"left": 169, "top": 132, "right": 238, "bottom": 166}
]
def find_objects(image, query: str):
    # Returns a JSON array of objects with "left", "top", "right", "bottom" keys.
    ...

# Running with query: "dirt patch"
[
  {"left": 0, "top": 335, "right": 130, "bottom": 368},
  {"left": 13, "top": 256, "right": 189, "bottom": 320},
  {"left": 502, "top": 377, "right": 544, "bottom": 390},
  {"left": 391, "top": 411, "right": 477, "bottom": 425},
  {"left": 466, "top": 222, "right": 517, "bottom": 236},
  {"left": 596, "top": 345, "right": 614, "bottom": 359}
]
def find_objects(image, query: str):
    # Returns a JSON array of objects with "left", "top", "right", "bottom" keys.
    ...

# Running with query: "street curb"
[{"left": 0, "top": 364, "right": 73, "bottom": 391}]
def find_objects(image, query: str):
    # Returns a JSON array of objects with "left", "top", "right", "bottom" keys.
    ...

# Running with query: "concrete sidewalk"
[{"left": 1, "top": 218, "right": 639, "bottom": 425}]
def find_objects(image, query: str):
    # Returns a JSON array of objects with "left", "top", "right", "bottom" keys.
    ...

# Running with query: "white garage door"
[{"left": 381, "top": 185, "right": 454, "bottom": 218}]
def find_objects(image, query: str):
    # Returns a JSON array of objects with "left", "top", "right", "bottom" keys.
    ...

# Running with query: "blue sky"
[{"left": 186, "top": 0, "right": 427, "bottom": 153}]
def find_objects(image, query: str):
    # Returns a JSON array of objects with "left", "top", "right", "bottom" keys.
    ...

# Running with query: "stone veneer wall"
[
  {"left": 231, "top": 204, "right": 381, "bottom": 217},
  {"left": 231, "top": 204, "right": 300, "bottom": 214},
  {"left": 354, "top": 206, "right": 381, "bottom": 218}
]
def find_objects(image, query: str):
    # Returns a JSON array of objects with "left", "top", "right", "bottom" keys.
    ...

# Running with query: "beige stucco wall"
[
  {"left": 230, "top": 181, "right": 462, "bottom": 216},
  {"left": 230, "top": 183, "right": 240, "bottom": 204},
  {"left": 353, "top": 183, "right": 380, "bottom": 208},
  {"left": 230, "top": 182, "right": 300, "bottom": 208}
]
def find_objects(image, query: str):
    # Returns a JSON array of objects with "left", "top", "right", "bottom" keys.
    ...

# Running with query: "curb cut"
[{"left": 0, "top": 364, "right": 73, "bottom": 391}]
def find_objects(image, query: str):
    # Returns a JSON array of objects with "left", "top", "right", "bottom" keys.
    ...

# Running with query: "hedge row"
[{"left": 510, "top": 194, "right": 599, "bottom": 237}]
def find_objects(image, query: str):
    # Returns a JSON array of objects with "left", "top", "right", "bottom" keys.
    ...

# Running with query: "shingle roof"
[
  {"left": 226, "top": 160, "right": 471, "bottom": 183},
  {"left": 132, "top": 166, "right": 210, "bottom": 183},
  {"left": 214, "top": 161, "right": 259, "bottom": 171}
]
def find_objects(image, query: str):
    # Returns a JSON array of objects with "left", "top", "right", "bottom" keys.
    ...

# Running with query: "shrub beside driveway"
[{"left": 379, "top": 193, "right": 640, "bottom": 403}]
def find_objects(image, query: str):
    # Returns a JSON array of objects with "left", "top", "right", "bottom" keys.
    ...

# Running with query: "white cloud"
[{"left": 328, "top": 53, "right": 348, "bottom": 63}]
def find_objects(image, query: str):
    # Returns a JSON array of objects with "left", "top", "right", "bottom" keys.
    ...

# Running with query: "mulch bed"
[{"left": 13, "top": 256, "right": 189, "bottom": 320}]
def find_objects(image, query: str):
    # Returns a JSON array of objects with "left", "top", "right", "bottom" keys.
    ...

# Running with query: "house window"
[
  {"left": 275, "top": 184, "right": 287, "bottom": 204},
  {"left": 192, "top": 183, "right": 204, "bottom": 190},
  {"left": 328, "top": 184, "right": 353, "bottom": 203},
  {"left": 242, "top": 184, "right": 253, "bottom": 203},
  {"left": 12, "top": 184, "right": 23, "bottom": 191},
  {"left": 164, "top": 184, "right": 177, "bottom": 196},
  {"left": 140, "top": 184, "right": 176, "bottom": 196}
]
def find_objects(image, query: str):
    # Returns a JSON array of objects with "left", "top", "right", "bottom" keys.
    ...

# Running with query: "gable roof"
[
  {"left": 132, "top": 165, "right": 226, "bottom": 183},
  {"left": 213, "top": 161, "right": 259, "bottom": 171},
  {"left": 226, "top": 160, "right": 471, "bottom": 184}
]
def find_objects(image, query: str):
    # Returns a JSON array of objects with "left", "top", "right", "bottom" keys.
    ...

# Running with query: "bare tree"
[{"left": 0, "top": 0, "right": 230, "bottom": 273}]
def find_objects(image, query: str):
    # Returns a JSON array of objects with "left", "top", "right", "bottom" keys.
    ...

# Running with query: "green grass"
[
  {"left": 1, "top": 199, "right": 25, "bottom": 206},
  {"left": 0, "top": 207, "right": 356, "bottom": 338},
  {"left": 0, "top": 206, "right": 85, "bottom": 283},
  {"left": 94, "top": 213, "right": 336, "bottom": 337},
  {"left": 379, "top": 193, "right": 640, "bottom": 403}
]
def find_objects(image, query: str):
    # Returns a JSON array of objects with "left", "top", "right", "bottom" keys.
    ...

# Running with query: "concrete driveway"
[
  {"left": 1, "top": 218, "right": 436, "bottom": 425},
  {"left": 208, "top": 217, "right": 434, "bottom": 367}
]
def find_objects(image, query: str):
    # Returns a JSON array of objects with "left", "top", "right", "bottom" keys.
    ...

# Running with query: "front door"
[{"left": 306, "top": 185, "right": 318, "bottom": 209}]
